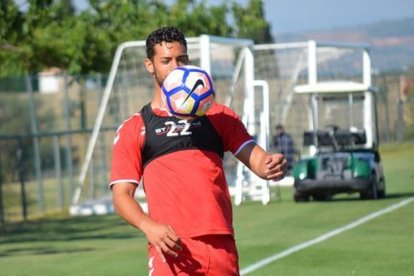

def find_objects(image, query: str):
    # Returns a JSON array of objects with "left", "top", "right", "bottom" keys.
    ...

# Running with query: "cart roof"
[{"left": 294, "top": 81, "right": 374, "bottom": 94}]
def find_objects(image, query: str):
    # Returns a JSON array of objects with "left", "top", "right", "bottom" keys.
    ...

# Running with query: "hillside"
[{"left": 277, "top": 17, "right": 414, "bottom": 72}]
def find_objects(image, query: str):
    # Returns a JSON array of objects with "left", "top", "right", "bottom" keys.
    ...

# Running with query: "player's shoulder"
[
  {"left": 116, "top": 112, "right": 144, "bottom": 134},
  {"left": 207, "top": 102, "right": 240, "bottom": 119},
  {"left": 207, "top": 102, "right": 236, "bottom": 115}
]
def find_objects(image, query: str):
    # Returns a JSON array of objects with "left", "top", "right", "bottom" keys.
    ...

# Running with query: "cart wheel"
[
  {"left": 294, "top": 193, "right": 309, "bottom": 202},
  {"left": 360, "top": 172, "right": 378, "bottom": 200},
  {"left": 377, "top": 178, "right": 386, "bottom": 199}
]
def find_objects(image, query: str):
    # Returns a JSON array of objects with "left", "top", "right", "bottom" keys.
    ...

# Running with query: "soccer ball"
[{"left": 161, "top": 65, "right": 215, "bottom": 118}]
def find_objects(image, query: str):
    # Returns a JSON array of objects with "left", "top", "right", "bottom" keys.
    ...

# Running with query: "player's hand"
[
  {"left": 140, "top": 219, "right": 182, "bottom": 262},
  {"left": 264, "top": 153, "right": 287, "bottom": 181}
]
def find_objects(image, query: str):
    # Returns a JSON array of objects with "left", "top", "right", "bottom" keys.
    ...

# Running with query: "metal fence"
[
  {"left": 0, "top": 74, "right": 112, "bottom": 224},
  {"left": 0, "top": 70, "right": 413, "bottom": 225}
]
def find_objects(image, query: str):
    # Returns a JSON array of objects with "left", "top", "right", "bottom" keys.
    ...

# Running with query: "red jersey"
[{"left": 110, "top": 102, "right": 254, "bottom": 237}]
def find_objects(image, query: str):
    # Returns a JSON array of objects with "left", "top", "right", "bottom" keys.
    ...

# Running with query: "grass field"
[{"left": 0, "top": 142, "right": 413, "bottom": 275}]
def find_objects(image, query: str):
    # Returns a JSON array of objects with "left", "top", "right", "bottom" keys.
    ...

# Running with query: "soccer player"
[{"left": 110, "top": 26, "right": 287, "bottom": 275}]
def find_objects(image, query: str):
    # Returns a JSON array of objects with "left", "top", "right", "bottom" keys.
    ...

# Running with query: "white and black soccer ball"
[{"left": 161, "top": 65, "right": 215, "bottom": 118}]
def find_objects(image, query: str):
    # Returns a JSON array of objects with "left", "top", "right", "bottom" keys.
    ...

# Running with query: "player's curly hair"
[{"left": 146, "top": 27, "right": 187, "bottom": 60}]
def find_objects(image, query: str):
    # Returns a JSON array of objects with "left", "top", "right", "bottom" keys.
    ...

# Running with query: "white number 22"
[{"left": 165, "top": 120, "right": 192, "bottom": 136}]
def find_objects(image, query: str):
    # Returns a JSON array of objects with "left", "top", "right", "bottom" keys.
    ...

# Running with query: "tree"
[
  {"left": 0, "top": 0, "right": 78, "bottom": 75},
  {"left": 0, "top": 0, "right": 26, "bottom": 76},
  {"left": 168, "top": 0, "right": 231, "bottom": 37},
  {"left": 0, "top": 0, "right": 274, "bottom": 77},
  {"left": 231, "top": 0, "right": 274, "bottom": 43}
]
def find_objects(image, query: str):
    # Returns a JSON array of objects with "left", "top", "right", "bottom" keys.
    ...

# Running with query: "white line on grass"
[{"left": 240, "top": 196, "right": 414, "bottom": 275}]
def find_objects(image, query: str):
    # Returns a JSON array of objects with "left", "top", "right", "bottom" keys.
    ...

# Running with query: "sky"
[
  {"left": 226, "top": 0, "right": 414, "bottom": 34},
  {"left": 73, "top": 0, "right": 414, "bottom": 35}
]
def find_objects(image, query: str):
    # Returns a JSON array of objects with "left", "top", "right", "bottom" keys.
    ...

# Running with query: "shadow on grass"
[
  {"left": 0, "top": 214, "right": 142, "bottom": 244},
  {"left": 382, "top": 192, "right": 414, "bottom": 199},
  {"left": 301, "top": 191, "right": 414, "bottom": 203},
  {"left": 0, "top": 246, "right": 95, "bottom": 257}
]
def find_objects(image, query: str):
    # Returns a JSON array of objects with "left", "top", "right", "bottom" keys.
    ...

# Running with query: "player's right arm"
[
  {"left": 110, "top": 114, "right": 181, "bottom": 262},
  {"left": 112, "top": 182, "right": 182, "bottom": 262}
]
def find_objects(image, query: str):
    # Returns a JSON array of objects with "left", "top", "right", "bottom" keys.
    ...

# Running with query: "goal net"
[{"left": 253, "top": 41, "right": 370, "bottom": 154}]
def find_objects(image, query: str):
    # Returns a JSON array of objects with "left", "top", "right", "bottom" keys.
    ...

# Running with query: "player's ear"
[{"left": 145, "top": 58, "right": 154, "bottom": 74}]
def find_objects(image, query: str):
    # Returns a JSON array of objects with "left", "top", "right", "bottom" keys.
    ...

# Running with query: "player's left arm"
[{"left": 235, "top": 142, "right": 287, "bottom": 181}]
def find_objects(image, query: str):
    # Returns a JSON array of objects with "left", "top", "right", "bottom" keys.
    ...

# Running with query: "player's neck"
[
  {"left": 150, "top": 98, "right": 170, "bottom": 116},
  {"left": 151, "top": 99, "right": 163, "bottom": 109},
  {"left": 151, "top": 94, "right": 163, "bottom": 109},
  {"left": 151, "top": 85, "right": 163, "bottom": 109}
]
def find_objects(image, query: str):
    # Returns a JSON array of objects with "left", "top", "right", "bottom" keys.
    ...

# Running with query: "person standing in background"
[{"left": 274, "top": 124, "right": 296, "bottom": 173}]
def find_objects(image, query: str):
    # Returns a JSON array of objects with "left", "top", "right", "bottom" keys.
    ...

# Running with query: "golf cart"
[{"left": 292, "top": 81, "right": 385, "bottom": 201}]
